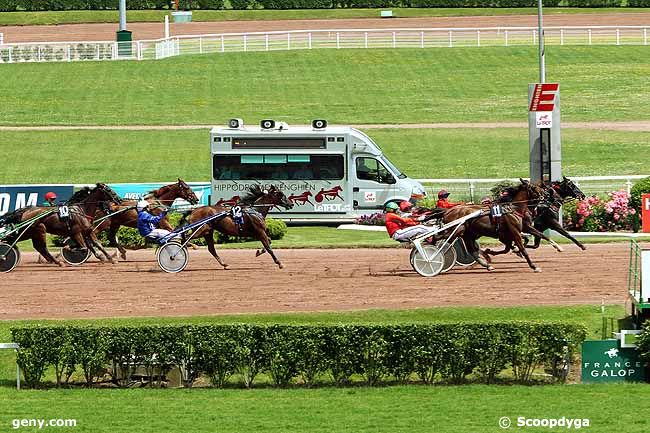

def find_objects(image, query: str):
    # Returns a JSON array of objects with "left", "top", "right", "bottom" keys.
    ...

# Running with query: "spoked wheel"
[
  {"left": 440, "top": 243, "right": 457, "bottom": 274},
  {"left": 61, "top": 246, "right": 91, "bottom": 266},
  {"left": 453, "top": 238, "right": 477, "bottom": 267},
  {"left": 0, "top": 242, "right": 19, "bottom": 273},
  {"left": 410, "top": 244, "right": 445, "bottom": 277},
  {"left": 156, "top": 242, "right": 189, "bottom": 273}
]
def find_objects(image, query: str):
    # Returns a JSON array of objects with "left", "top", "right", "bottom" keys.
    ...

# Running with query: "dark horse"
[
  {"left": 1, "top": 183, "right": 119, "bottom": 266},
  {"left": 442, "top": 179, "right": 551, "bottom": 272},
  {"left": 524, "top": 176, "right": 587, "bottom": 250},
  {"left": 186, "top": 185, "right": 293, "bottom": 269},
  {"left": 95, "top": 179, "right": 199, "bottom": 260}
]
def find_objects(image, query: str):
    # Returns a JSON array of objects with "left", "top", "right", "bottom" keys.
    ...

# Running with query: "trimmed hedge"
[
  {"left": 1, "top": 0, "right": 641, "bottom": 10},
  {"left": 11, "top": 323, "right": 586, "bottom": 388}
]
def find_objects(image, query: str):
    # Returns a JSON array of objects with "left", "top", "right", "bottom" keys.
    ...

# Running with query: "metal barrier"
[{"left": 1, "top": 26, "right": 648, "bottom": 64}]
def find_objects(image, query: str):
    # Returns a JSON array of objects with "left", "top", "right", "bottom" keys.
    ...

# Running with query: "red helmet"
[
  {"left": 44, "top": 192, "right": 57, "bottom": 201},
  {"left": 438, "top": 189, "right": 450, "bottom": 199},
  {"left": 399, "top": 200, "right": 413, "bottom": 212}
]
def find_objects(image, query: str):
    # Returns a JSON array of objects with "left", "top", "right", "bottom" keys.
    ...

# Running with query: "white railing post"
[
  {"left": 616, "top": 28, "right": 620, "bottom": 45},
  {"left": 448, "top": 30, "right": 452, "bottom": 48},
  {"left": 176, "top": 37, "right": 180, "bottom": 56},
  {"left": 626, "top": 179, "right": 633, "bottom": 195},
  {"left": 477, "top": 29, "right": 480, "bottom": 47},
  {"left": 68, "top": 45, "right": 72, "bottom": 61},
  {"left": 137, "top": 41, "right": 142, "bottom": 60},
  {"left": 392, "top": 31, "right": 396, "bottom": 48},
  {"left": 364, "top": 32, "right": 368, "bottom": 49},
  {"left": 505, "top": 30, "right": 508, "bottom": 46},
  {"left": 588, "top": 29, "right": 592, "bottom": 45},
  {"left": 336, "top": 32, "right": 340, "bottom": 49},
  {"left": 243, "top": 35, "right": 247, "bottom": 52},
  {"left": 308, "top": 33, "right": 312, "bottom": 49},
  {"left": 38, "top": 46, "right": 41, "bottom": 62},
  {"left": 469, "top": 181, "right": 476, "bottom": 200},
  {"left": 533, "top": 29, "right": 536, "bottom": 45},
  {"left": 266, "top": 34, "right": 269, "bottom": 51},
  {"left": 644, "top": 28, "right": 648, "bottom": 45},
  {"left": 420, "top": 31, "right": 424, "bottom": 48},
  {"left": 561, "top": 29, "right": 564, "bottom": 46},
  {"left": 96, "top": 44, "right": 100, "bottom": 60},
  {"left": 221, "top": 35, "right": 224, "bottom": 53},
  {"left": 199, "top": 36, "right": 203, "bottom": 54},
  {"left": 8, "top": 46, "right": 12, "bottom": 63},
  {"left": 287, "top": 33, "right": 291, "bottom": 50}
]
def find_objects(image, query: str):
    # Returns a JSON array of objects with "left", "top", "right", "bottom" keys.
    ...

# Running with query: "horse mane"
[
  {"left": 99, "top": 184, "right": 122, "bottom": 203},
  {"left": 0, "top": 207, "right": 32, "bottom": 225},
  {"left": 66, "top": 187, "right": 93, "bottom": 204},
  {"left": 240, "top": 185, "right": 265, "bottom": 206}
]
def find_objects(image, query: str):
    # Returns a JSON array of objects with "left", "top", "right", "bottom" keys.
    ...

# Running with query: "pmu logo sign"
[
  {"left": 535, "top": 112, "right": 553, "bottom": 129},
  {"left": 529, "top": 83, "right": 559, "bottom": 112},
  {"left": 642, "top": 193, "right": 650, "bottom": 233}
]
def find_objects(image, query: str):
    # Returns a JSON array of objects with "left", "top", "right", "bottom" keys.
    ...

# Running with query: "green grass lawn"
[
  {"left": 1, "top": 47, "right": 649, "bottom": 126},
  {"left": 1, "top": 128, "right": 649, "bottom": 183},
  {"left": 1, "top": 8, "right": 647, "bottom": 25},
  {"left": 1, "top": 384, "right": 649, "bottom": 433}
]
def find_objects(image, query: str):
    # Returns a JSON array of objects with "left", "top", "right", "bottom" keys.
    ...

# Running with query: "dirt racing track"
[{"left": 0, "top": 242, "right": 637, "bottom": 320}]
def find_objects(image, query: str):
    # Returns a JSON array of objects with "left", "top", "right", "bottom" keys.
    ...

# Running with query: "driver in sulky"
[{"left": 383, "top": 202, "right": 430, "bottom": 243}]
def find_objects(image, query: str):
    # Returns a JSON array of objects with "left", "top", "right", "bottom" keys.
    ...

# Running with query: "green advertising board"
[{"left": 581, "top": 340, "right": 646, "bottom": 383}]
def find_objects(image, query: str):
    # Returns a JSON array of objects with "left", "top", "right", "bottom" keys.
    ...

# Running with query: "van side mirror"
[{"left": 386, "top": 175, "right": 396, "bottom": 184}]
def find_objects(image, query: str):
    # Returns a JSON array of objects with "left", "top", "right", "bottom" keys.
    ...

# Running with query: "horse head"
[
  {"left": 176, "top": 178, "right": 199, "bottom": 205},
  {"left": 266, "top": 185, "right": 294, "bottom": 210},
  {"left": 559, "top": 177, "right": 585, "bottom": 201}
]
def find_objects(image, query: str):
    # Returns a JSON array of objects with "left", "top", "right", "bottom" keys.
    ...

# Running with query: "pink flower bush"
[{"left": 564, "top": 190, "right": 636, "bottom": 232}]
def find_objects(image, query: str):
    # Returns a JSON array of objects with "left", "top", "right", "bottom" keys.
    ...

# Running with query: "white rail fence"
[
  {"left": 0, "top": 26, "right": 648, "bottom": 64},
  {"left": 417, "top": 175, "right": 649, "bottom": 202}
]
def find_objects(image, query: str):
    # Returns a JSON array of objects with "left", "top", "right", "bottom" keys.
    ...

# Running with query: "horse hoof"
[
  {"left": 110, "top": 259, "right": 118, "bottom": 264},
  {"left": 278, "top": 263, "right": 284, "bottom": 269},
  {"left": 222, "top": 264, "right": 229, "bottom": 270},
  {"left": 120, "top": 253, "right": 127, "bottom": 261},
  {"left": 57, "top": 261, "right": 64, "bottom": 267},
  {"left": 487, "top": 266, "right": 495, "bottom": 271},
  {"left": 581, "top": 246, "right": 587, "bottom": 251},
  {"left": 556, "top": 246, "right": 564, "bottom": 253},
  {"left": 255, "top": 250, "right": 263, "bottom": 257},
  {"left": 534, "top": 267, "right": 542, "bottom": 273}
]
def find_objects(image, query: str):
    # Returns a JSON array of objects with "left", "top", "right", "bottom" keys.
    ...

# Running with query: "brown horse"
[
  {"left": 95, "top": 179, "right": 199, "bottom": 260},
  {"left": 186, "top": 185, "right": 293, "bottom": 269},
  {"left": 2, "top": 183, "right": 119, "bottom": 266},
  {"left": 442, "top": 179, "right": 551, "bottom": 272}
]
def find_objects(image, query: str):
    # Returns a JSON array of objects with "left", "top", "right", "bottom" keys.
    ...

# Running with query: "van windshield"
[{"left": 380, "top": 156, "right": 407, "bottom": 179}]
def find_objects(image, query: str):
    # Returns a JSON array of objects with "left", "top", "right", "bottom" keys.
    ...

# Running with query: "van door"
[{"left": 352, "top": 156, "right": 396, "bottom": 209}]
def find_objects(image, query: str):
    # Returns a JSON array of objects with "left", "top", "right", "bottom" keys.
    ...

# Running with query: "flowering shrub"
[
  {"left": 563, "top": 190, "right": 636, "bottom": 232},
  {"left": 356, "top": 212, "right": 385, "bottom": 226}
]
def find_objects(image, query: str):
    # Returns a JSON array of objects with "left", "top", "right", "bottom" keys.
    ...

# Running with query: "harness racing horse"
[
  {"left": 186, "top": 185, "right": 294, "bottom": 269},
  {"left": 442, "top": 180, "right": 552, "bottom": 272},
  {"left": 1, "top": 183, "right": 119, "bottom": 266},
  {"left": 95, "top": 179, "right": 199, "bottom": 260},
  {"left": 524, "top": 177, "right": 587, "bottom": 251}
]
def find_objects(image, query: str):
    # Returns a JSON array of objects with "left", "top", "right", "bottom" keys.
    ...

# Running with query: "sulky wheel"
[
  {"left": 410, "top": 244, "right": 445, "bottom": 277},
  {"left": 440, "top": 243, "right": 457, "bottom": 274},
  {"left": 453, "top": 238, "right": 477, "bottom": 267},
  {"left": 156, "top": 242, "right": 189, "bottom": 274},
  {"left": 0, "top": 242, "right": 19, "bottom": 273},
  {"left": 61, "top": 246, "right": 91, "bottom": 266}
]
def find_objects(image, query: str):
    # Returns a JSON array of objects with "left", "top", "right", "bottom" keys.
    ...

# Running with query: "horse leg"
[
  {"left": 465, "top": 235, "right": 493, "bottom": 271},
  {"left": 510, "top": 230, "right": 540, "bottom": 273},
  {"left": 89, "top": 232, "right": 117, "bottom": 264},
  {"left": 484, "top": 243, "right": 512, "bottom": 257},
  {"left": 204, "top": 230, "right": 228, "bottom": 269},
  {"left": 258, "top": 231, "right": 283, "bottom": 269},
  {"left": 525, "top": 225, "right": 563, "bottom": 253},
  {"left": 546, "top": 219, "right": 586, "bottom": 250},
  {"left": 33, "top": 227, "right": 63, "bottom": 266},
  {"left": 109, "top": 222, "right": 128, "bottom": 261}
]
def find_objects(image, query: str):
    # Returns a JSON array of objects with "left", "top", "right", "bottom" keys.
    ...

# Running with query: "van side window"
[
  {"left": 213, "top": 154, "right": 343, "bottom": 181},
  {"left": 356, "top": 157, "right": 393, "bottom": 184}
]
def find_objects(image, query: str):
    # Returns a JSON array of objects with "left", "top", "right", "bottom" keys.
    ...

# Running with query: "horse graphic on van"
[
  {"left": 288, "top": 191, "right": 314, "bottom": 206},
  {"left": 216, "top": 196, "right": 241, "bottom": 207},
  {"left": 315, "top": 186, "right": 343, "bottom": 203}
]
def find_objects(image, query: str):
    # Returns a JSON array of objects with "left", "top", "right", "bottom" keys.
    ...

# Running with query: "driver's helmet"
[
  {"left": 136, "top": 200, "right": 149, "bottom": 212},
  {"left": 399, "top": 200, "right": 413, "bottom": 212},
  {"left": 438, "top": 189, "right": 450, "bottom": 199},
  {"left": 384, "top": 202, "right": 399, "bottom": 212},
  {"left": 44, "top": 192, "right": 57, "bottom": 201}
]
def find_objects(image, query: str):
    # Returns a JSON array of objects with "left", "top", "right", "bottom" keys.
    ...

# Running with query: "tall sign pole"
[
  {"left": 538, "top": 0, "right": 546, "bottom": 83},
  {"left": 116, "top": 0, "right": 132, "bottom": 57}
]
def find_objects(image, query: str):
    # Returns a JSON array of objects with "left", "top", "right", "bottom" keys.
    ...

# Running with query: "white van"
[{"left": 210, "top": 119, "right": 426, "bottom": 222}]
